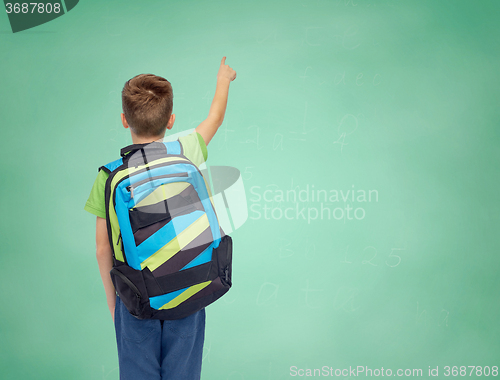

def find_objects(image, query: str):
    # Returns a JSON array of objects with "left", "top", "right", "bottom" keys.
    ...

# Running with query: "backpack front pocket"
[
  {"left": 127, "top": 172, "right": 189, "bottom": 202},
  {"left": 129, "top": 182, "right": 205, "bottom": 246}
]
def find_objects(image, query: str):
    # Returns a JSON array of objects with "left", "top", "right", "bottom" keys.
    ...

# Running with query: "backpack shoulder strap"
[
  {"left": 98, "top": 157, "right": 124, "bottom": 174},
  {"left": 163, "top": 139, "right": 183, "bottom": 155},
  {"left": 118, "top": 139, "right": 183, "bottom": 161},
  {"left": 99, "top": 139, "right": 183, "bottom": 174},
  {"left": 120, "top": 143, "right": 150, "bottom": 157}
]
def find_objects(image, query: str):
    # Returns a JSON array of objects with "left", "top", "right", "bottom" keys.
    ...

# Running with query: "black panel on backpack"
[
  {"left": 152, "top": 226, "right": 214, "bottom": 277},
  {"left": 129, "top": 186, "right": 205, "bottom": 236}
]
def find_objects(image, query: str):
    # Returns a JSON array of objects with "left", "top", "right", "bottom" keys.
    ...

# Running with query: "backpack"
[{"left": 99, "top": 139, "right": 233, "bottom": 320}]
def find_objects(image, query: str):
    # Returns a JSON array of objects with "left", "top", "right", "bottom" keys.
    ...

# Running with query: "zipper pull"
[
  {"left": 224, "top": 267, "right": 229, "bottom": 282},
  {"left": 126, "top": 185, "right": 134, "bottom": 198},
  {"left": 116, "top": 232, "right": 122, "bottom": 246}
]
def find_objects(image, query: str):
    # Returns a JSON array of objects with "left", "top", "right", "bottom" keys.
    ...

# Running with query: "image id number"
[
  {"left": 5, "top": 3, "right": 61, "bottom": 14},
  {"left": 444, "top": 366, "right": 498, "bottom": 377}
]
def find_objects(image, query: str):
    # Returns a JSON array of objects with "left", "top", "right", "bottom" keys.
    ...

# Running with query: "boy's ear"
[
  {"left": 121, "top": 113, "right": 129, "bottom": 129},
  {"left": 166, "top": 113, "right": 175, "bottom": 130}
]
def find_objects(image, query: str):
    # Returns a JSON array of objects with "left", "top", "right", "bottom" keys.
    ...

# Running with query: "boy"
[{"left": 84, "top": 57, "right": 237, "bottom": 380}]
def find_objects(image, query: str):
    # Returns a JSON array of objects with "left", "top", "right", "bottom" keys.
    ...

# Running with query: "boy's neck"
[{"left": 131, "top": 132, "right": 165, "bottom": 145}]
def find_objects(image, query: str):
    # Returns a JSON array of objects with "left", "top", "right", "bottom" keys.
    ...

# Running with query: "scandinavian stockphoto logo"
[
  {"left": 4, "top": 0, "right": 79, "bottom": 33},
  {"left": 249, "top": 183, "right": 379, "bottom": 223}
]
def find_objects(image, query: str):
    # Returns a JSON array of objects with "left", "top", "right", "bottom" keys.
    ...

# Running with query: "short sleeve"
[
  {"left": 84, "top": 169, "right": 109, "bottom": 218},
  {"left": 178, "top": 131, "right": 208, "bottom": 167}
]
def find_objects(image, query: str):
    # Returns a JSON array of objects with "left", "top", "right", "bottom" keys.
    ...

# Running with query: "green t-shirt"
[{"left": 84, "top": 131, "right": 208, "bottom": 219}]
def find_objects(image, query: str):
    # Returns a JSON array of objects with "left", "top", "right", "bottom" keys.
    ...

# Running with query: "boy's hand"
[
  {"left": 196, "top": 57, "right": 236, "bottom": 146},
  {"left": 217, "top": 56, "right": 236, "bottom": 82}
]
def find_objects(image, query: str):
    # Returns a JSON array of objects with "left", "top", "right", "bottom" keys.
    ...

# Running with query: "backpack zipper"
[
  {"left": 111, "top": 159, "right": 196, "bottom": 210},
  {"left": 110, "top": 268, "right": 142, "bottom": 302}
]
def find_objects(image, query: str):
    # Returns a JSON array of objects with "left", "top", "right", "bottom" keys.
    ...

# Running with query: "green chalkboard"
[{"left": 1, "top": 0, "right": 499, "bottom": 379}]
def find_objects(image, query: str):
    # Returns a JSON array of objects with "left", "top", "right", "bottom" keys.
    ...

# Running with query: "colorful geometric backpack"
[{"left": 99, "top": 139, "right": 232, "bottom": 320}]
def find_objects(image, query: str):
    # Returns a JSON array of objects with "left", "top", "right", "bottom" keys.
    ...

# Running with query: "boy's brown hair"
[{"left": 121, "top": 74, "right": 173, "bottom": 137}]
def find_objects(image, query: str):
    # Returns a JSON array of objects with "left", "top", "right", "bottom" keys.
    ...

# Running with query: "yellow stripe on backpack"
[
  {"left": 135, "top": 182, "right": 191, "bottom": 208},
  {"left": 159, "top": 281, "right": 212, "bottom": 310},
  {"left": 140, "top": 212, "right": 210, "bottom": 272}
]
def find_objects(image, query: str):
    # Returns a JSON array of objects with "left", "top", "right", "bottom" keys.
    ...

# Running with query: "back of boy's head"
[{"left": 122, "top": 74, "right": 173, "bottom": 137}]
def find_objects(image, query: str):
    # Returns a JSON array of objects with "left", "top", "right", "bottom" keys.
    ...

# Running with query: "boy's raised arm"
[{"left": 196, "top": 56, "right": 237, "bottom": 147}]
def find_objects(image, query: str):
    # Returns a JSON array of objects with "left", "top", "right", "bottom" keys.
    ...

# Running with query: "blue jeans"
[{"left": 114, "top": 296, "right": 206, "bottom": 380}]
